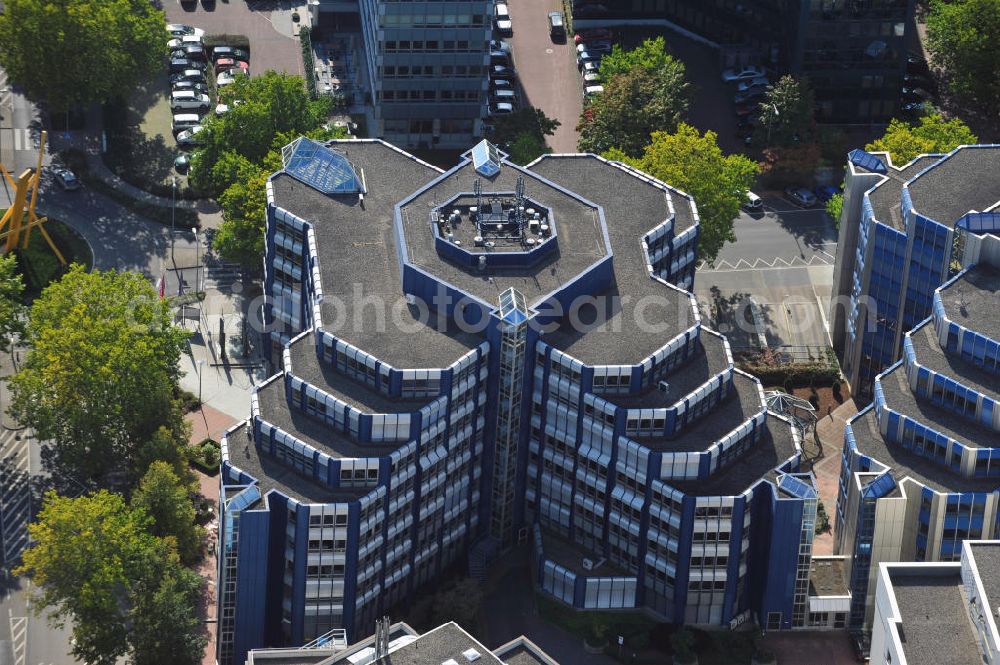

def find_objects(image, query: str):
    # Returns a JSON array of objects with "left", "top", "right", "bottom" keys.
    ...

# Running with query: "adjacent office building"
[
  {"left": 244, "top": 619, "right": 560, "bottom": 665},
  {"left": 572, "top": 0, "right": 914, "bottom": 124},
  {"left": 830, "top": 144, "right": 1000, "bottom": 400},
  {"left": 312, "top": 0, "right": 491, "bottom": 149},
  {"left": 869, "top": 540, "right": 999, "bottom": 665},
  {"left": 217, "top": 137, "right": 825, "bottom": 664},
  {"left": 834, "top": 229, "right": 1000, "bottom": 633}
]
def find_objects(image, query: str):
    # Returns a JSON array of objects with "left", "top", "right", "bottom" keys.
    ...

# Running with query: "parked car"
[
  {"left": 742, "top": 191, "right": 763, "bottom": 213},
  {"left": 174, "top": 154, "right": 190, "bottom": 173},
  {"left": 216, "top": 70, "right": 248, "bottom": 86},
  {"left": 494, "top": 3, "right": 512, "bottom": 37},
  {"left": 814, "top": 185, "right": 840, "bottom": 203},
  {"left": 52, "top": 167, "right": 80, "bottom": 191},
  {"left": 170, "top": 69, "right": 206, "bottom": 85},
  {"left": 171, "top": 45, "right": 206, "bottom": 61},
  {"left": 172, "top": 113, "right": 201, "bottom": 133},
  {"left": 734, "top": 87, "right": 767, "bottom": 104},
  {"left": 582, "top": 71, "right": 602, "bottom": 84},
  {"left": 583, "top": 85, "right": 604, "bottom": 99},
  {"left": 581, "top": 60, "right": 601, "bottom": 74},
  {"left": 167, "top": 35, "right": 202, "bottom": 50},
  {"left": 577, "top": 50, "right": 602, "bottom": 68},
  {"left": 491, "top": 88, "right": 516, "bottom": 102},
  {"left": 489, "top": 102, "right": 514, "bottom": 116},
  {"left": 722, "top": 65, "right": 765, "bottom": 82},
  {"left": 490, "top": 64, "right": 515, "bottom": 79},
  {"left": 215, "top": 103, "right": 230, "bottom": 116},
  {"left": 737, "top": 77, "right": 769, "bottom": 92},
  {"left": 548, "top": 11, "right": 566, "bottom": 41},
  {"left": 169, "top": 58, "right": 201, "bottom": 74},
  {"left": 175, "top": 126, "right": 204, "bottom": 148},
  {"left": 901, "top": 86, "right": 933, "bottom": 101},
  {"left": 906, "top": 51, "right": 929, "bottom": 75},
  {"left": 166, "top": 24, "right": 204, "bottom": 38},
  {"left": 172, "top": 80, "right": 209, "bottom": 95},
  {"left": 212, "top": 46, "right": 249, "bottom": 62},
  {"left": 900, "top": 101, "right": 929, "bottom": 116},
  {"left": 577, "top": 40, "right": 612, "bottom": 54},
  {"left": 490, "top": 78, "right": 514, "bottom": 90},
  {"left": 903, "top": 74, "right": 937, "bottom": 95},
  {"left": 170, "top": 90, "right": 210, "bottom": 111},
  {"left": 490, "top": 49, "right": 511, "bottom": 65},
  {"left": 489, "top": 39, "right": 510, "bottom": 53},
  {"left": 574, "top": 28, "right": 611, "bottom": 44},
  {"left": 784, "top": 186, "right": 817, "bottom": 207}
]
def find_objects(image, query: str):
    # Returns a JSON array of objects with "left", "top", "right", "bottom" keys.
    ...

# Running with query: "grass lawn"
[{"left": 2, "top": 215, "right": 94, "bottom": 299}]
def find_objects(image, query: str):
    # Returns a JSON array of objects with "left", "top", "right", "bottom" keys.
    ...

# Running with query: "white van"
[
  {"left": 170, "top": 90, "right": 210, "bottom": 110},
  {"left": 172, "top": 113, "right": 202, "bottom": 133},
  {"left": 743, "top": 190, "right": 764, "bottom": 213},
  {"left": 583, "top": 84, "right": 604, "bottom": 98},
  {"left": 490, "top": 88, "right": 516, "bottom": 103}
]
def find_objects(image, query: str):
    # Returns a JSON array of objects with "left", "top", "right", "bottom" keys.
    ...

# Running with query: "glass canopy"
[{"left": 281, "top": 137, "right": 364, "bottom": 194}]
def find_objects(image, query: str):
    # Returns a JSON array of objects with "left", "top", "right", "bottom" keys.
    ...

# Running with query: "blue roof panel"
[{"left": 282, "top": 137, "right": 363, "bottom": 194}]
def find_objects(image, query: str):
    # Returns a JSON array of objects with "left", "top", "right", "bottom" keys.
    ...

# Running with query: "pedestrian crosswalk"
[
  {"left": 0, "top": 428, "right": 31, "bottom": 567},
  {"left": 2, "top": 129, "right": 35, "bottom": 153}
]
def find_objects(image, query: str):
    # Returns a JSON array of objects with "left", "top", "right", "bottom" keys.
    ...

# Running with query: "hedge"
[
  {"left": 203, "top": 34, "right": 251, "bottom": 51},
  {"left": 189, "top": 438, "right": 221, "bottom": 475},
  {"left": 300, "top": 26, "right": 318, "bottom": 99}
]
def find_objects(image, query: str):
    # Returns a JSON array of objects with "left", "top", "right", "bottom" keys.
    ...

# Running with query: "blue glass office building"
[
  {"left": 835, "top": 231, "right": 1000, "bottom": 633},
  {"left": 216, "top": 138, "right": 821, "bottom": 664},
  {"left": 830, "top": 145, "right": 1000, "bottom": 400}
]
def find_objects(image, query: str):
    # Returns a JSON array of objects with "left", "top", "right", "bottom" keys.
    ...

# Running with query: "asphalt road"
[
  {"left": 693, "top": 197, "right": 837, "bottom": 352},
  {"left": 0, "top": 68, "right": 43, "bottom": 195},
  {"left": 505, "top": 0, "right": 583, "bottom": 153}
]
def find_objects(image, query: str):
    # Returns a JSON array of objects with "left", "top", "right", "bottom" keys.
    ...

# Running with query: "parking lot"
[
  {"left": 164, "top": 0, "right": 302, "bottom": 76},
  {"left": 692, "top": 196, "right": 837, "bottom": 353}
]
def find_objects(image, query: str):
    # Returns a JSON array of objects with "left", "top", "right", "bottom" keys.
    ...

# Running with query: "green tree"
[
  {"left": 826, "top": 193, "right": 844, "bottom": 229},
  {"left": 131, "top": 461, "right": 204, "bottom": 566},
  {"left": 865, "top": 112, "right": 978, "bottom": 165},
  {"left": 0, "top": 0, "right": 165, "bottom": 113},
  {"left": 505, "top": 132, "right": 550, "bottom": 165},
  {"left": 614, "top": 124, "right": 758, "bottom": 263},
  {"left": 189, "top": 72, "right": 335, "bottom": 196},
  {"left": 486, "top": 106, "right": 560, "bottom": 150},
  {"left": 754, "top": 75, "right": 815, "bottom": 147},
  {"left": 9, "top": 267, "right": 189, "bottom": 487},
  {"left": 599, "top": 36, "right": 675, "bottom": 78},
  {"left": 578, "top": 62, "right": 689, "bottom": 157},
  {"left": 0, "top": 254, "right": 26, "bottom": 354},
  {"left": 927, "top": 0, "right": 1000, "bottom": 110},
  {"left": 17, "top": 491, "right": 206, "bottom": 665}
]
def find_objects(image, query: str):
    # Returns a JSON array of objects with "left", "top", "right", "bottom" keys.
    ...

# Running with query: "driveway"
[
  {"left": 505, "top": 0, "right": 582, "bottom": 153},
  {"left": 757, "top": 630, "right": 858, "bottom": 665},
  {"left": 164, "top": 0, "right": 303, "bottom": 76},
  {"left": 693, "top": 196, "right": 837, "bottom": 352}
]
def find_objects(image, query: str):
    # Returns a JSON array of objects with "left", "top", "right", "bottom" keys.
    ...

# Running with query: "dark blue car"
[{"left": 814, "top": 185, "right": 840, "bottom": 203}]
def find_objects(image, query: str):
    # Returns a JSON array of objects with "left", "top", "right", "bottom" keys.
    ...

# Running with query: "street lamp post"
[
  {"left": 0, "top": 88, "right": 11, "bottom": 203},
  {"left": 766, "top": 103, "right": 780, "bottom": 145},
  {"left": 170, "top": 177, "right": 177, "bottom": 258},
  {"left": 197, "top": 359, "right": 205, "bottom": 410},
  {"left": 194, "top": 229, "right": 200, "bottom": 294}
]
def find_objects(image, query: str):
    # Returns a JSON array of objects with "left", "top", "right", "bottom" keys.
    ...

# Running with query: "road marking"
[
  {"left": 8, "top": 612, "right": 25, "bottom": 665},
  {"left": 0, "top": 428, "right": 32, "bottom": 566},
  {"left": 698, "top": 254, "right": 834, "bottom": 272},
  {"left": 7, "top": 129, "right": 33, "bottom": 153},
  {"left": 814, "top": 284, "right": 833, "bottom": 347}
]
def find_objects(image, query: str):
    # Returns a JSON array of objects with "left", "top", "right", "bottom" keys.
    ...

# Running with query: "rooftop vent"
[
  {"left": 462, "top": 648, "right": 482, "bottom": 662},
  {"left": 442, "top": 660, "right": 460, "bottom": 665},
  {"left": 582, "top": 558, "right": 594, "bottom": 571},
  {"left": 658, "top": 381, "right": 670, "bottom": 396}
]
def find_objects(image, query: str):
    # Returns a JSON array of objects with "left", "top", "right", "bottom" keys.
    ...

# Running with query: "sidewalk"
[
  {"left": 811, "top": 399, "right": 859, "bottom": 555},
  {"left": 193, "top": 468, "right": 220, "bottom": 665}
]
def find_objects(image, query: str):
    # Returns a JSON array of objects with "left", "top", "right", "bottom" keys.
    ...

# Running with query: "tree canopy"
[
  {"left": 599, "top": 36, "right": 676, "bottom": 78},
  {"left": 486, "top": 106, "right": 559, "bottom": 165},
  {"left": 0, "top": 254, "right": 26, "bottom": 354},
  {"left": 188, "top": 72, "right": 344, "bottom": 268},
  {"left": 17, "top": 491, "right": 206, "bottom": 665},
  {"left": 754, "top": 75, "right": 815, "bottom": 147},
  {"left": 131, "top": 461, "right": 204, "bottom": 566},
  {"left": 608, "top": 124, "right": 758, "bottom": 263},
  {"left": 927, "top": 0, "right": 1000, "bottom": 110},
  {"left": 578, "top": 62, "right": 689, "bottom": 157},
  {"left": 865, "top": 112, "right": 978, "bottom": 165},
  {"left": 0, "top": 0, "right": 165, "bottom": 112},
  {"left": 8, "top": 267, "right": 190, "bottom": 487}
]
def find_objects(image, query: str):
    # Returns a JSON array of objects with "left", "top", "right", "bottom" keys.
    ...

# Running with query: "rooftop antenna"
[
  {"left": 474, "top": 178, "right": 483, "bottom": 212},
  {"left": 374, "top": 615, "right": 390, "bottom": 659},
  {"left": 515, "top": 175, "right": 525, "bottom": 206}
]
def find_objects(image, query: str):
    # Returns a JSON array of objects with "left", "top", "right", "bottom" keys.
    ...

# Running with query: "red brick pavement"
[
  {"left": 810, "top": 400, "right": 858, "bottom": 555},
  {"left": 187, "top": 404, "right": 240, "bottom": 445}
]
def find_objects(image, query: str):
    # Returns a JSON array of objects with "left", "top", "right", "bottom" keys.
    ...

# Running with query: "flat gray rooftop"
[
  {"left": 968, "top": 542, "right": 1000, "bottom": 616},
  {"left": 669, "top": 420, "right": 798, "bottom": 497},
  {"left": 907, "top": 146, "right": 1000, "bottom": 227},
  {"left": 399, "top": 160, "right": 607, "bottom": 307},
  {"left": 633, "top": 372, "right": 763, "bottom": 453},
  {"left": 866, "top": 156, "right": 941, "bottom": 231},
  {"left": 907, "top": 321, "right": 998, "bottom": 402},
  {"left": 227, "top": 423, "right": 366, "bottom": 504},
  {"left": 878, "top": 363, "right": 1000, "bottom": 450},
  {"left": 327, "top": 622, "right": 503, "bottom": 665},
  {"left": 849, "top": 410, "right": 999, "bottom": 493},
  {"left": 286, "top": 333, "right": 435, "bottom": 413},
  {"left": 539, "top": 528, "right": 628, "bottom": 577},
  {"left": 809, "top": 557, "right": 849, "bottom": 597},
  {"left": 256, "top": 376, "right": 403, "bottom": 461},
  {"left": 939, "top": 263, "right": 1000, "bottom": 337},
  {"left": 529, "top": 155, "right": 695, "bottom": 365},
  {"left": 598, "top": 332, "right": 730, "bottom": 409},
  {"left": 270, "top": 142, "right": 481, "bottom": 370},
  {"left": 887, "top": 572, "right": 983, "bottom": 665},
  {"left": 498, "top": 646, "right": 554, "bottom": 665}
]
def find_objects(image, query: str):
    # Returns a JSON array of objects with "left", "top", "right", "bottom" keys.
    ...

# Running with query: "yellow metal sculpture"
[{"left": 0, "top": 130, "right": 66, "bottom": 264}]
